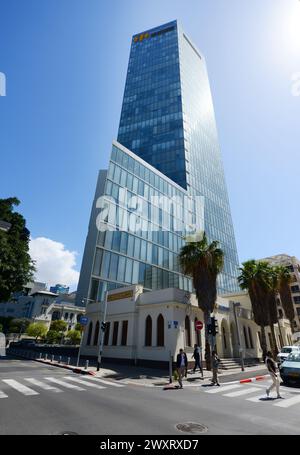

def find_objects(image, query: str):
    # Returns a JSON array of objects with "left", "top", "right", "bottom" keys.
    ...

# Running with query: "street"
[{"left": 1, "top": 355, "right": 300, "bottom": 435}]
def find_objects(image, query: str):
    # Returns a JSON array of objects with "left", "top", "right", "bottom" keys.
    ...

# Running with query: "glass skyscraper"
[{"left": 76, "top": 20, "right": 239, "bottom": 306}]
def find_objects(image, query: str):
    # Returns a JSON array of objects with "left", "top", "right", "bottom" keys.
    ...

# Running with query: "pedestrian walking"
[
  {"left": 192, "top": 344, "right": 203, "bottom": 378},
  {"left": 211, "top": 350, "right": 220, "bottom": 386},
  {"left": 265, "top": 351, "right": 282, "bottom": 399},
  {"left": 176, "top": 348, "right": 188, "bottom": 389}
]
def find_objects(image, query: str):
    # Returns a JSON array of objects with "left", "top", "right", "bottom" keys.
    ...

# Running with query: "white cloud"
[{"left": 29, "top": 237, "right": 79, "bottom": 289}]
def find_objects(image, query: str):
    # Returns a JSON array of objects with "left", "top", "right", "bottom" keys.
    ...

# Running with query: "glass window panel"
[
  {"left": 125, "top": 258, "right": 133, "bottom": 283},
  {"left": 134, "top": 237, "right": 141, "bottom": 259},
  {"left": 120, "top": 232, "right": 128, "bottom": 254},
  {"left": 93, "top": 248, "right": 103, "bottom": 276},
  {"left": 140, "top": 240, "right": 147, "bottom": 261},
  {"left": 117, "top": 256, "right": 126, "bottom": 282},
  {"left": 109, "top": 253, "right": 118, "bottom": 280},
  {"left": 132, "top": 260, "right": 139, "bottom": 284},
  {"left": 101, "top": 251, "right": 111, "bottom": 279},
  {"left": 152, "top": 245, "right": 158, "bottom": 265},
  {"left": 104, "top": 231, "right": 113, "bottom": 250},
  {"left": 127, "top": 234, "right": 134, "bottom": 257},
  {"left": 112, "top": 231, "right": 121, "bottom": 252},
  {"left": 97, "top": 230, "right": 106, "bottom": 247},
  {"left": 138, "top": 262, "right": 146, "bottom": 285}
]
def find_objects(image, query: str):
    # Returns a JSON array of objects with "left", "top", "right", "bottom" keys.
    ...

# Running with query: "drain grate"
[{"left": 176, "top": 423, "right": 208, "bottom": 434}]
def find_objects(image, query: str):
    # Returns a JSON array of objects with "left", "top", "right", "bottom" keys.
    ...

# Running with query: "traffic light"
[
  {"left": 207, "top": 323, "right": 213, "bottom": 335},
  {"left": 211, "top": 317, "right": 219, "bottom": 336},
  {"left": 101, "top": 322, "right": 106, "bottom": 332}
]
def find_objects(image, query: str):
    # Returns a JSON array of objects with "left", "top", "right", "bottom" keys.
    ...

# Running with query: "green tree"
[
  {"left": 238, "top": 260, "right": 273, "bottom": 359},
  {"left": 0, "top": 316, "right": 13, "bottom": 334},
  {"left": 26, "top": 322, "right": 47, "bottom": 341},
  {"left": 46, "top": 330, "right": 61, "bottom": 344},
  {"left": 8, "top": 318, "right": 30, "bottom": 336},
  {"left": 179, "top": 232, "right": 224, "bottom": 370},
  {"left": 0, "top": 198, "right": 35, "bottom": 301},
  {"left": 49, "top": 320, "right": 68, "bottom": 344},
  {"left": 50, "top": 320, "right": 68, "bottom": 334},
  {"left": 276, "top": 265, "right": 296, "bottom": 333},
  {"left": 66, "top": 329, "right": 81, "bottom": 345}
]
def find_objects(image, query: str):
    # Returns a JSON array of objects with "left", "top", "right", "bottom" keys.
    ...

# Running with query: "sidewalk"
[{"left": 7, "top": 348, "right": 268, "bottom": 387}]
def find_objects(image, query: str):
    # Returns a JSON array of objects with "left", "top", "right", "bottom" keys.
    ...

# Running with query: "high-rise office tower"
[{"left": 76, "top": 20, "right": 239, "bottom": 306}]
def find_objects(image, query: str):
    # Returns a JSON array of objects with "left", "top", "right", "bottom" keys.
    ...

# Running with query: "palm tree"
[
  {"left": 238, "top": 260, "right": 270, "bottom": 359},
  {"left": 266, "top": 266, "right": 280, "bottom": 357},
  {"left": 179, "top": 232, "right": 224, "bottom": 371},
  {"left": 276, "top": 265, "right": 296, "bottom": 334}
]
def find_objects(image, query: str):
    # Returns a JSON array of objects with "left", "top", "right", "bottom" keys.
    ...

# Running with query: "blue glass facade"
[
  {"left": 117, "top": 20, "right": 239, "bottom": 294},
  {"left": 88, "top": 142, "right": 199, "bottom": 303},
  {"left": 77, "top": 20, "right": 239, "bottom": 307},
  {"left": 118, "top": 21, "right": 187, "bottom": 189}
]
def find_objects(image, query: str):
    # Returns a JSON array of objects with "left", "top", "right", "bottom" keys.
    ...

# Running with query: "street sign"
[
  {"left": 173, "top": 321, "right": 179, "bottom": 329},
  {"left": 79, "top": 316, "right": 88, "bottom": 326},
  {"left": 195, "top": 320, "right": 203, "bottom": 331}
]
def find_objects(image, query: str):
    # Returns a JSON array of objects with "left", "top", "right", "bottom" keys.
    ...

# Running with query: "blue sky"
[{"left": 1, "top": 0, "right": 300, "bottom": 288}]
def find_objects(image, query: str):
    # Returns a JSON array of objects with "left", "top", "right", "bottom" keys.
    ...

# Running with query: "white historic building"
[{"left": 81, "top": 285, "right": 293, "bottom": 367}]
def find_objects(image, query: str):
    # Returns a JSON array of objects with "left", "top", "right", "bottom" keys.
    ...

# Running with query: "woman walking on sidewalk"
[{"left": 265, "top": 351, "right": 282, "bottom": 399}]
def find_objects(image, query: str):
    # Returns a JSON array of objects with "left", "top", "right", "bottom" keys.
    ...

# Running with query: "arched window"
[
  {"left": 222, "top": 326, "right": 227, "bottom": 349},
  {"left": 93, "top": 321, "right": 100, "bottom": 346},
  {"left": 243, "top": 326, "right": 249, "bottom": 349},
  {"left": 145, "top": 315, "right": 152, "bottom": 346},
  {"left": 248, "top": 327, "right": 254, "bottom": 349},
  {"left": 157, "top": 314, "right": 164, "bottom": 346},
  {"left": 87, "top": 322, "right": 93, "bottom": 346},
  {"left": 185, "top": 316, "right": 191, "bottom": 347},
  {"left": 194, "top": 318, "right": 200, "bottom": 346}
]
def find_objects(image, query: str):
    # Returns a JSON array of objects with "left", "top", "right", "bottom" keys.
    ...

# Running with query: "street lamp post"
[
  {"left": 97, "top": 291, "right": 108, "bottom": 371},
  {"left": 232, "top": 302, "right": 245, "bottom": 372}
]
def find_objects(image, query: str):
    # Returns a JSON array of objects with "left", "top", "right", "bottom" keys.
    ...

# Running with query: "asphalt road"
[{"left": 1, "top": 356, "right": 300, "bottom": 435}]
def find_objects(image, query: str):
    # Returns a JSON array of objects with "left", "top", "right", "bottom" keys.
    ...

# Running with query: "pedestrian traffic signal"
[{"left": 101, "top": 322, "right": 106, "bottom": 332}]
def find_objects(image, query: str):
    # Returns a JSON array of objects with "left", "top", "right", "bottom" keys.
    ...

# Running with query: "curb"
[
  {"left": 8, "top": 350, "right": 97, "bottom": 376},
  {"left": 239, "top": 375, "right": 268, "bottom": 384}
]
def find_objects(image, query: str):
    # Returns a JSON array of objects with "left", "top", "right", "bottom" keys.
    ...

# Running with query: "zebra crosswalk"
[
  {"left": 201, "top": 379, "right": 300, "bottom": 409},
  {"left": 0, "top": 375, "right": 125, "bottom": 399}
]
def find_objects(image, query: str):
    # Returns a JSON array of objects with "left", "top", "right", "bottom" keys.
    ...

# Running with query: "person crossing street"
[
  {"left": 192, "top": 344, "right": 203, "bottom": 378},
  {"left": 211, "top": 351, "right": 220, "bottom": 386},
  {"left": 176, "top": 348, "right": 188, "bottom": 389},
  {"left": 265, "top": 351, "right": 283, "bottom": 399}
]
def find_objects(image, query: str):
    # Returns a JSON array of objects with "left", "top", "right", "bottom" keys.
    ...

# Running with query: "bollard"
[
  {"left": 51, "top": 355, "right": 54, "bottom": 362},
  {"left": 67, "top": 357, "right": 70, "bottom": 365},
  {"left": 58, "top": 356, "right": 62, "bottom": 364},
  {"left": 45, "top": 353, "right": 48, "bottom": 361},
  {"left": 39, "top": 352, "right": 42, "bottom": 359},
  {"left": 85, "top": 360, "right": 89, "bottom": 370}
]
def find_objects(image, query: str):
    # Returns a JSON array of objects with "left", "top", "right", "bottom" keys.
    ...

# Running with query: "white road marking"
[
  {"left": 274, "top": 394, "right": 300, "bottom": 408},
  {"left": 2, "top": 379, "right": 39, "bottom": 396},
  {"left": 0, "top": 390, "right": 8, "bottom": 398},
  {"left": 63, "top": 376, "right": 105, "bottom": 389},
  {"left": 223, "top": 386, "right": 261, "bottom": 397},
  {"left": 24, "top": 378, "right": 62, "bottom": 393},
  {"left": 246, "top": 394, "right": 272, "bottom": 403},
  {"left": 205, "top": 384, "right": 242, "bottom": 394},
  {"left": 44, "top": 377, "right": 85, "bottom": 391},
  {"left": 83, "top": 376, "right": 125, "bottom": 387}
]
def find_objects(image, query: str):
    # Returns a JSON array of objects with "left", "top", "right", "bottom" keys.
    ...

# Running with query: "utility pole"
[
  {"left": 97, "top": 291, "right": 108, "bottom": 372},
  {"left": 232, "top": 302, "right": 244, "bottom": 372}
]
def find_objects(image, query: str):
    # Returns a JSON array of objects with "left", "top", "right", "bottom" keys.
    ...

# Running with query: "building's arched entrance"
[
  {"left": 221, "top": 320, "right": 231, "bottom": 358},
  {"left": 230, "top": 322, "right": 239, "bottom": 357}
]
